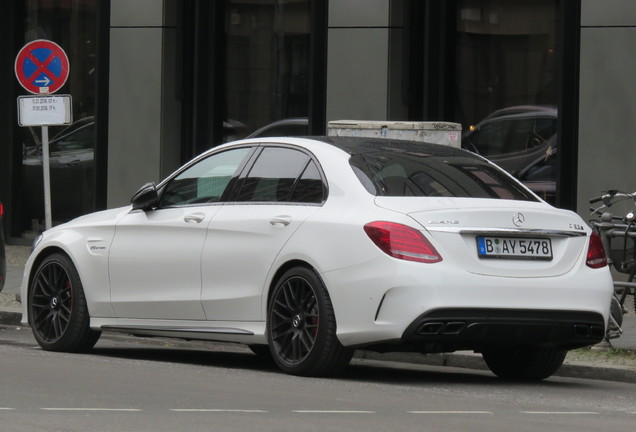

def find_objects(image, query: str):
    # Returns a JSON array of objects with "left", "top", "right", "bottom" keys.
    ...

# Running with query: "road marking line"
[
  {"left": 170, "top": 409, "right": 268, "bottom": 413},
  {"left": 521, "top": 411, "right": 599, "bottom": 415},
  {"left": 0, "top": 408, "right": 16, "bottom": 411},
  {"left": 408, "top": 411, "right": 493, "bottom": 414},
  {"left": 42, "top": 408, "right": 142, "bottom": 412},
  {"left": 292, "top": 410, "right": 375, "bottom": 414}
]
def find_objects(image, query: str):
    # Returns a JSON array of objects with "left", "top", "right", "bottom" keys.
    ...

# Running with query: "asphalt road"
[{"left": 1, "top": 325, "right": 635, "bottom": 432}]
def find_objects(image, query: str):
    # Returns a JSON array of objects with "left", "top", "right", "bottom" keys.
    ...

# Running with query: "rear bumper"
[
  {"left": 399, "top": 308, "right": 605, "bottom": 352},
  {"left": 325, "top": 254, "right": 613, "bottom": 349}
]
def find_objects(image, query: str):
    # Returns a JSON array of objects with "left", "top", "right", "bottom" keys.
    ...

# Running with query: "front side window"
[{"left": 160, "top": 147, "right": 252, "bottom": 206}]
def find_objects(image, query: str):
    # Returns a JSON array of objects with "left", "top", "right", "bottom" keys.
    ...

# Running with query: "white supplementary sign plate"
[
  {"left": 477, "top": 236, "right": 553, "bottom": 260},
  {"left": 18, "top": 95, "right": 72, "bottom": 126}
]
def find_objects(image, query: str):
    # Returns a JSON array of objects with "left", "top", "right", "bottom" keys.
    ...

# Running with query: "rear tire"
[
  {"left": 267, "top": 266, "right": 353, "bottom": 377},
  {"left": 482, "top": 346, "right": 567, "bottom": 380},
  {"left": 28, "top": 253, "right": 100, "bottom": 352}
]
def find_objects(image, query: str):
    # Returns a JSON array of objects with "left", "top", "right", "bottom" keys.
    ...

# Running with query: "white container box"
[{"left": 327, "top": 120, "right": 462, "bottom": 148}]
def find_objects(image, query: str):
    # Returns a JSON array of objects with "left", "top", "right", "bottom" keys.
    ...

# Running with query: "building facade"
[{"left": 0, "top": 0, "right": 634, "bottom": 242}]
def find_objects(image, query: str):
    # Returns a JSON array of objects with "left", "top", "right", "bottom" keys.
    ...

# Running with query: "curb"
[
  {"left": 2, "top": 308, "right": 635, "bottom": 383},
  {"left": 0, "top": 310, "right": 21, "bottom": 327},
  {"left": 355, "top": 350, "right": 636, "bottom": 384}
]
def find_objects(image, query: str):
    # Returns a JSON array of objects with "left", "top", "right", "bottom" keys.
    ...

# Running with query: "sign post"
[{"left": 15, "top": 40, "right": 71, "bottom": 230}]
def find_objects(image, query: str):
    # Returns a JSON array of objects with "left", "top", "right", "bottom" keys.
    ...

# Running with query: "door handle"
[
  {"left": 270, "top": 215, "right": 292, "bottom": 226},
  {"left": 184, "top": 212, "right": 205, "bottom": 224}
]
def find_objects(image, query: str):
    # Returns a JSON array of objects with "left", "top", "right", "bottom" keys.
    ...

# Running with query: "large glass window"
[
  {"left": 16, "top": 0, "right": 98, "bottom": 233},
  {"left": 223, "top": 0, "right": 311, "bottom": 141},
  {"left": 455, "top": 0, "right": 559, "bottom": 203}
]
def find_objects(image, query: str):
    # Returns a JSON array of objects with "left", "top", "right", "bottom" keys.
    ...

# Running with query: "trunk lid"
[{"left": 375, "top": 197, "right": 588, "bottom": 277}]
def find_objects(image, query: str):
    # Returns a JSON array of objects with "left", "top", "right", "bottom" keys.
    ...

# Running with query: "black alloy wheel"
[
  {"left": 29, "top": 253, "right": 100, "bottom": 352},
  {"left": 268, "top": 266, "right": 353, "bottom": 377},
  {"left": 270, "top": 274, "right": 320, "bottom": 365}
]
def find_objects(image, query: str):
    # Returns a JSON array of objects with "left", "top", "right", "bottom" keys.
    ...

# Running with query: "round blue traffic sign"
[{"left": 15, "top": 39, "right": 70, "bottom": 95}]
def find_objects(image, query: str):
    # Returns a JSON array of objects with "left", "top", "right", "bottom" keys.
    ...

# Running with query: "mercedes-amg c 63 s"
[{"left": 21, "top": 137, "right": 613, "bottom": 380}]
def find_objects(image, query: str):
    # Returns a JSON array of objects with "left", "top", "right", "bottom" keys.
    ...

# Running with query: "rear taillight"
[
  {"left": 0, "top": 202, "right": 3, "bottom": 217},
  {"left": 364, "top": 221, "right": 442, "bottom": 263},
  {"left": 586, "top": 231, "right": 608, "bottom": 269}
]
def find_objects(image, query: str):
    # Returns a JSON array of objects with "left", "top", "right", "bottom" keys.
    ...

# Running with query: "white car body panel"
[
  {"left": 21, "top": 206, "right": 129, "bottom": 319},
  {"left": 200, "top": 203, "right": 319, "bottom": 321},
  {"left": 321, "top": 249, "right": 612, "bottom": 346},
  {"left": 376, "top": 197, "right": 589, "bottom": 278},
  {"left": 109, "top": 206, "right": 219, "bottom": 320}
]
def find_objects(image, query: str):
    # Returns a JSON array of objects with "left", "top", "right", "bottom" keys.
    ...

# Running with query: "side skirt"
[{"left": 91, "top": 318, "right": 267, "bottom": 345}]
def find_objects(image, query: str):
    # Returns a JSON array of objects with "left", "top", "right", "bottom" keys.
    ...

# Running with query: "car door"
[
  {"left": 200, "top": 146, "right": 326, "bottom": 321},
  {"left": 108, "top": 146, "right": 254, "bottom": 320}
]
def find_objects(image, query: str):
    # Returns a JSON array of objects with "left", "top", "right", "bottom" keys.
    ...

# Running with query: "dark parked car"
[
  {"left": 462, "top": 106, "right": 557, "bottom": 176},
  {"left": 462, "top": 105, "right": 557, "bottom": 203},
  {"left": 247, "top": 118, "right": 309, "bottom": 138},
  {"left": 518, "top": 145, "right": 557, "bottom": 203}
]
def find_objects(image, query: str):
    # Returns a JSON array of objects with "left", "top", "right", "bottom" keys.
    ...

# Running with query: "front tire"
[
  {"left": 267, "top": 266, "right": 353, "bottom": 376},
  {"left": 482, "top": 346, "right": 567, "bottom": 380},
  {"left": 28, "top": 253, "right": 100, "bottom": 352}
]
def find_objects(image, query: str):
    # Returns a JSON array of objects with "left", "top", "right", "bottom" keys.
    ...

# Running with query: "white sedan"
[{"left": 21, "top": 137, "right": 613, "bottom": 380}]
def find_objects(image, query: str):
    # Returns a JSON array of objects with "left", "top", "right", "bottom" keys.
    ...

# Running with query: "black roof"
[{"left": 310, "top": 136, "right": 469, "bottom": 158}]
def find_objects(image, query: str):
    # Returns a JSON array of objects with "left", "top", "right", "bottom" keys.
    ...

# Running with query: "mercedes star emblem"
[{"left": 512, "top": 213, "right": 525, "bottom": 227}]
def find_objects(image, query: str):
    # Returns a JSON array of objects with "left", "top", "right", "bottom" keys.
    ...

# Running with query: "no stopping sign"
[{"left": 15, "top": 39, "right": 70, "bottom": 95}]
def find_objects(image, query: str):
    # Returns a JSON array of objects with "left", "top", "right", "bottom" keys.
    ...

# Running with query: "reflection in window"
[
  {"left": 18, "top": 0, "right": 98, "bottom": 232},
  {"left": 224, "top": 0, "right": 310, "bottom": 140},
  {"left": 161, "top": 147, "right": 252, "bottom": 206},
  {"left": 236, "top": 147, "right": 310, "bottom": 202},
  {"left": 456, "top": 0, "right": 559, "bottom": 204},
  {"left": 350, "top": 150, "right": 536, "bottom": 201},
  {"left": 467, "top": 114, "right": 557, "bottom": 156},
  {"left": 289, "top": 161, "right": 325, "bottom": 203},
  {"left": 456, "top": 1, "right": 558, "bottom": 125}
]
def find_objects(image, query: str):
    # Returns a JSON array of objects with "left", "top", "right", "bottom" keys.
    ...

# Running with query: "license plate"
[{"left": 477, "top": 236, "right": 552, "bottom": 260}]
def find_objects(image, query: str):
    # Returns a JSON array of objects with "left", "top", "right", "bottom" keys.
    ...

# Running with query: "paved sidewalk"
[
  {"left": 0, "top": 245, "right": 30, "bottom": 322},
  {"left": 2, "top": 244, "right": 635, "bottom": 382}
]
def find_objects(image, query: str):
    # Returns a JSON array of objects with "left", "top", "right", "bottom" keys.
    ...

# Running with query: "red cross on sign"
[{"left": 15, "top": 39, "right": 70, "bottom": 95}]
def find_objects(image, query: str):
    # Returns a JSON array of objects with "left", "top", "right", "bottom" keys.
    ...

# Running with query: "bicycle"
[{"left": 589, "top": 190, "right": 636, "bottom": 340}]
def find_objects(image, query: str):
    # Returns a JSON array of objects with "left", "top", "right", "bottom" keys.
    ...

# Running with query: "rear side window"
[
  {"left": 235, "top": 147, "right": 325, "bottom": 203},
  {"left": 289, "top": 161, "right": 325, "bottom": 203},
  {"left": 350, "top": 150, "right": 537, "bottom": 201}
]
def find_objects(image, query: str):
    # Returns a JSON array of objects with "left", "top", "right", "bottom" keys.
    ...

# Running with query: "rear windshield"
[{"left": 349, "top": 149, "right": 537, "bottom": 201}]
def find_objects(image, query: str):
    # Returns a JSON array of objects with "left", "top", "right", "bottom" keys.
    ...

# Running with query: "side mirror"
[{"left": 131, "top": 182, "right": 159, "bottom": 211}]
